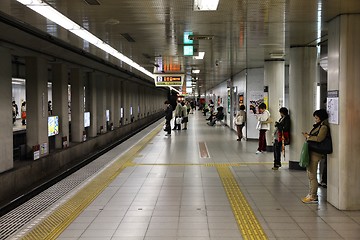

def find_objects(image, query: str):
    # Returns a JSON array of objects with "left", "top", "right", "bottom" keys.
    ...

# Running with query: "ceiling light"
[
  {"left": 16, "top": 0, "right": 154, "bottom": 79},
  {"left": 269, "top": 53, "right": 285, "bottom": 59},
  {"left": 193, "top": 52, "right": 205, "bottom": 60},
  {"left": 194, "top": 0, "right": 220, "bottom": 11},
  {"left": 192, "top": 70, "right": 200, "bottom": 74}
]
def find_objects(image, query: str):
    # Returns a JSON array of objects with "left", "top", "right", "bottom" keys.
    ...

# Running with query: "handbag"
[
  {"left": 308, "top": 136, "right": 333, "bottom": 154},
  {"left": 299, "top": 142, "right": 310, "bottom": 168},
  {"left": 235, "top": 115, "right": 244, "bottom": 125},
  {"left": 278, "top": 131, "right": 290, "bottom": 145},
  {"left": 176, "top": 117, "right": 182, "bottom": 124}
]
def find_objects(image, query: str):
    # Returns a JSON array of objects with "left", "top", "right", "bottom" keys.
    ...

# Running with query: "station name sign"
[{"left": 154, "top": 74, "right": 184, "bottom": 87}]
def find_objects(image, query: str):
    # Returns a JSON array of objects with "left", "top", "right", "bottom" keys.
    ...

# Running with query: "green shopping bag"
[{"left": 299, "top": 142, "right": 310, "bottom": 168}]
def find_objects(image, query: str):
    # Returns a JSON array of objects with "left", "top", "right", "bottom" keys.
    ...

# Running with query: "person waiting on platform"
[
  {"left": 21, "top": 101, "right": 26, "bottom": 126},
  {"left": 272, "top": 107, "right": 290, "bottom": 170},
  {"left": 173, "top": 101, "right": 182, "bottom": 130},
  {"left": 207, "top": 106, "right": 224, "bottom": 126},
  {"left": 255, "top": 103, "right": 271, "bottom": 154}
]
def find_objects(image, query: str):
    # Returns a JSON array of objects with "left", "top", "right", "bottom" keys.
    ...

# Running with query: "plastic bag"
[
  {"left": 235, "top": 115, "right": 244, "bottom": 125},
  {"left": 299, "top": 141, "right": 310, "bottom": 168}
]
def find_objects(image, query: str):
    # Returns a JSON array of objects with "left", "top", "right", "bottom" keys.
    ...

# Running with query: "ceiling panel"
[{"left": 0, "top": 0, "right": 360, "bottom": 92}]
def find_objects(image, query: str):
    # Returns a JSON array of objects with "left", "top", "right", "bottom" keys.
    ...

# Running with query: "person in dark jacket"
[
  {"left": 164, "top": 100, "right": 173, "bottom": 136},
  {"left": 272, "top": 107, "right": 290, "bottom": 170}
]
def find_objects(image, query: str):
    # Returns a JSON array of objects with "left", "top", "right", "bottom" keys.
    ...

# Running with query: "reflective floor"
[{"left": 36, "top": 111, "right": 360, "bottom": 239}]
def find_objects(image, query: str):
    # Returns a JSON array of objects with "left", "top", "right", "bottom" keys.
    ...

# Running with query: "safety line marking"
[
  {"left": 20, "top": 121, "right": 274, "bottom": 240},
  {"left": 216, "top": 166, "right": 268, "bottom": 240},
  {"left": 199, "top": 141, "right": 210, "bottom": 158},
  {"left": 20, "top": 124, "right": 163, "bottom": 240}
]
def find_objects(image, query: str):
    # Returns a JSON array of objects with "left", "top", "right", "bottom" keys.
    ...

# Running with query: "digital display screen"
[
  {"left": 84, "top": 112, "right": 90, "bottom": 127},
  {"left": 106, "top": 110, "right": 110, "bottom": 122},
  {"left": 48, "top": 116, "right": 59, "bottom": 136}
]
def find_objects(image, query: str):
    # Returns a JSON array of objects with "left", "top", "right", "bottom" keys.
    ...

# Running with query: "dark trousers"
[
  {"left": 273, "top": 140, "right": 282, "bottom": 167},
  {"left": 165, "top": 119, "right": 171, "bottom": 134},
  {"left": 258, "top": 130, "right": 267, "bottom": 151}
]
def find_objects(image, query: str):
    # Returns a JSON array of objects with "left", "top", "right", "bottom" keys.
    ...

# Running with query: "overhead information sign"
[{"left": 154, "top": 74, "right": 184, "bottom": 86}]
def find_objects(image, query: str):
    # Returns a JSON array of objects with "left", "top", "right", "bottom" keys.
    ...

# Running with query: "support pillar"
[
  {"left": 0, "top": 47, "right": 13, "bottom": 172},
  {"left": 113, "top": 79, "right": 121, "bottom": 128},
  {"left": 88, "top": 72, "right": 97, "bottom": 137},
  {"left": 264, "top": 60, "right": 285, "bottom": 150},
  {"left": 327, "top": 14, "right": 360, "bottom": 210},
  {"left": 70, "top": 68, "right": 84, "bottom": 142},
  {"left": 288, "top": 46, "right": 317, "bottom": 169},
  {"left": 96, "top": 74, "right": 106, "bottom": 134},
  {"left": 106, "top": 76, "right": 114, "bottom": 130},
  {"left": 25, "top": 57, "right": 49, "bottom": 158},
  {"left": 52, "top": 63, "right": 69, "bottom": 149}
]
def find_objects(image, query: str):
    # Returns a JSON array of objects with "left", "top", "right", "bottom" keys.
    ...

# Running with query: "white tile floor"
[{"left": 57, "top": 111, "right": 360, "bottom": 240}]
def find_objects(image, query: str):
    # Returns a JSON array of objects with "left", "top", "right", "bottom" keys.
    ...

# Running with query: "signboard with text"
[{"left": 154, "top": 74, "right": 184, "bottom": 87}]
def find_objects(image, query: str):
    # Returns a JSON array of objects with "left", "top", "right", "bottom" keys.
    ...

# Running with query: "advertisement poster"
[
  {"left": 327, "top": 90, "right": 339, "bottom": 124},
  {"left": 249, "top": 91, "right": 264, "bottom": 114}
]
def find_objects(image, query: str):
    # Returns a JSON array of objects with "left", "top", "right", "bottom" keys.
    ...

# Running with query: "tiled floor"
[{"left": 56, "top": 111, "right": 360, "bottom": 240}]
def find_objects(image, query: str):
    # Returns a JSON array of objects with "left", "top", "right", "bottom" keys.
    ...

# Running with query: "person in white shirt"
[
  {"left": 255, "top": 103, "right": 270, "bottom": 153},
  {"left": 235, "top": 105, "right": 246, "bottom": 141}
]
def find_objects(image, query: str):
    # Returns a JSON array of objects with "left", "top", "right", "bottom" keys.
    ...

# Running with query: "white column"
[
  {"left": 88, "top": 72, "right": 97, "bottom": 137},
  {"left": 327, "top": 14, "right": 360, "bottom": 210},
  {"left": 123, "top": 81, "right": 130, "bottom": 125},
  {"left": 52, "top": 63, "right": 69, "bottom": 149},
  {"left": 288, "top": 46, "right": 317, "bottom": 168},
  {"left": 106, "top": 76, "right": 115, "bottom": 130},
  {"left": 0, "top": 47, "right": 13, "bottom": 172},
  {"left": 113, "top": 79, "right": 121, "bottom": 128},
  {"left": 264, "top": 60, "right": 285, "bottom": 149},
  {"left": 96, "top": 74, "right": 106, "bottom": 133},
  {"left": 25, "top": 57, "right": 49, "bottom": 158},
  {"left": 70, "top": 68, "right": 84, "bottom": 142}
]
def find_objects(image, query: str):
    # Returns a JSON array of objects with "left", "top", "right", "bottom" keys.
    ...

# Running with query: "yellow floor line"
[
  {"left": 21, "top": 124, "right": 163, "bottom": 240},
  {"left": 216, "top": 166, "right": 268, "bottom": 240},
  {"left": 20, "top": 122, "right": 272, "bottom": 240}
]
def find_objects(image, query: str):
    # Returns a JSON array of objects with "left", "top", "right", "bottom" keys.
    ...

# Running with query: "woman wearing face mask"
[{"left": 301, "top": 109, "right": 330, "bottom": 204}]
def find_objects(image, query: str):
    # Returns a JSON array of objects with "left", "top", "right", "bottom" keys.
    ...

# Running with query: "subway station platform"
[{"left": 4, "top": 112, "right": 360, "bottom": 240}]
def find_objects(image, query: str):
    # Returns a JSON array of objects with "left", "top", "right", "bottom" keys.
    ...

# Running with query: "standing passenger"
[
  {"left": 301, "top": 109, "right": 330, "bottom": 203},
  {"left": 181, "top": 101, "right": 188, "bottom": 130},
  {"left": 21, "top": 101, "right": 26, "bottom": 126},
  {"left": 235, "top": 105, "right": 246, "bottom": 141},
  {"left": 164, "top": 100, "right": 173, "bottom": 136},
  {"left": 272, "top": 107, "right": 290, "bottom": 170},
  {"left": 255, "top": 103, "right": 270, "bottom": 153},
  {"left": 173, "top": 101, "right": 182, "bottom": 130}
]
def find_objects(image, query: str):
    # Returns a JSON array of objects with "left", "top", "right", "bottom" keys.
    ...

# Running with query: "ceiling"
[{"left": 1, "top": 0, "right": 360, "bottom": 94}]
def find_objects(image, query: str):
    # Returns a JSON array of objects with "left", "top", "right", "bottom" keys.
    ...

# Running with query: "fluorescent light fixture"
[
  {"left": 193, "top": 52, "right": 205, "bottom": 59},
  {"left": 169, "top": 86, "right": 181, "bottom": 94},
  {"left": 194, "top": 0, "right": 220, "bottom": 11},
  {"left": 16, "top": 0, "right": 155, "bottom": 79},
  {"left": 269, "top": 53, "right": 285, "bottom": 59},
  {"left": 192, "top": 69, "right": 200, "bottom": 74}
]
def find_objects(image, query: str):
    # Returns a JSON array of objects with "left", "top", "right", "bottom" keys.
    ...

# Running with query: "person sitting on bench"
[{"left": 207, "top": 106, "right": 224, "bottom": 126}]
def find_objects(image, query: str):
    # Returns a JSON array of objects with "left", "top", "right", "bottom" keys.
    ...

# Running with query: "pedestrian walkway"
[{"left": 14, "top": 112, "right": 360, "bottom": 239}]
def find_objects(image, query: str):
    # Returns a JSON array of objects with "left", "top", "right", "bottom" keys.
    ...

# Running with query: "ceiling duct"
[
  {"left": 121, "top": 33, "right": 136, "bottom": 43},
  {"left": 83, "top": 0, "right": 101, "bottom": 5},
  {"left": 188, "top": 35, "right": 214, "bottom": 40}
]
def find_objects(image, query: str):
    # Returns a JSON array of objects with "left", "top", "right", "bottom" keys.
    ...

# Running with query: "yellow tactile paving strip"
[
  {"left": 21, "top": 124, "right": 269, "bottom": 240},
  {"left": 217, "top": 166, "right": 268, "bottom": 240},
  {"left": 20, "top": 124, "right": 163, "bottom": 240}
]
